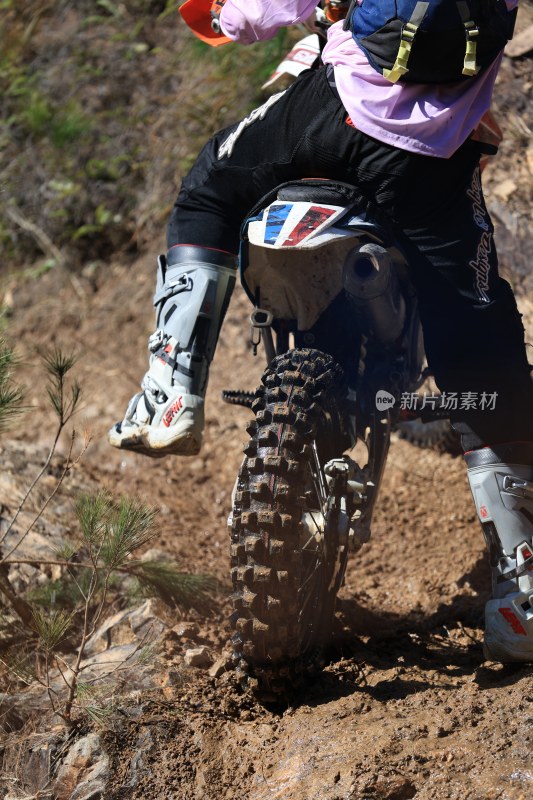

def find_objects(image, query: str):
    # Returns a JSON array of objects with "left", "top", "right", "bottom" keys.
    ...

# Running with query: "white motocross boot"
[
  {"left": 466, "top": 443, "right": 533, "bottom": 662},
  {"left": 109, "top": 245, "right": 236, "bottom": 457}
]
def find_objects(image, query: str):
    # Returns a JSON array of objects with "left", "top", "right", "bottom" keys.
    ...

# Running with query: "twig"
[
  {"left": 4, "top": 205, "right": 85, "bottom": 301},
  {"left": 64, "top": 566, "right": 89, "bottom": 604},
  {"left": 3, "top": 557, "right": 185, "bottom": 579},
  {"left": 0, "top": 432, "right": 82, "bottom": 564},
  {"left": 62, "top": 565, "right": 101, "bottom": 724},
  {"left": 44, "top": 652, "right": 59, "bottom": 718},
  {"left": 457, "top": 621, "right": 482, "bottom": 645},
  {"left": 0, "top": 422, "right": 64, "bottom": 550},
  {"left": 54, "top": 658, "right": 73, "bottom": 692},
  {"left": 80, "top": 634, "right": 152, "bottom": 682}
]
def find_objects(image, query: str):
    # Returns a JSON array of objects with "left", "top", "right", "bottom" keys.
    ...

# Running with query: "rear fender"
[{"left": 239, "top": 182, "right": 402, "bottom": 331}]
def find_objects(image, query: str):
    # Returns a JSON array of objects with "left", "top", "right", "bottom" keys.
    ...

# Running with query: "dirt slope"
[
  {"left": 2, "top": 249, "right": 532, "bottom": 798},
  {"left": 2, "top": 2, "right": 533, "bottom": 797}
]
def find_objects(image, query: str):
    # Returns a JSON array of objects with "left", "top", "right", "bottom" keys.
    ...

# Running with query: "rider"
[{"left": 109, "top": 0, "right": 533, "bottom": 663}]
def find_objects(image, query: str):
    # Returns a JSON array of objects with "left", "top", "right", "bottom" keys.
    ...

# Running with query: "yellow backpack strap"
[
  {"left": 383, "top": 1, "right": 429, "bottom": 83},
  {"left": 457, "top": 0, "right": 480, "bottom": 76}
]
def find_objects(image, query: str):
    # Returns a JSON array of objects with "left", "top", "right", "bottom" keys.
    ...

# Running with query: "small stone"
[
  {"left": 208, "top": 655, "right": 231, "bottom": 678},
  {"left": 506, "top": 23, "right": 533, "bottom": 58},
  {"left": 139, "top": 548, "right": 168, "bottom": 562},
  {"left": 172, "top": 621, "right": 200, "bottom": 639},
  {"left": 159, "top": 668, "right": 183, "bottom": 687},
  {"left": 129, "top": 598, "right": 168, "bottom": 639},
  {"left": 54, "top": 733, "right": 110, "bottom": 800},
  {"left": 184, "top": 646, "right": 212, "bottom": 668},
  {"left": 494, "top": 178, "right": 517, "bottom": 201}
]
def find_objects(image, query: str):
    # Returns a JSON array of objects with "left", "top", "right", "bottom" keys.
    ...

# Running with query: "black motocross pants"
[{"left": 167, "top": 66, "right": 533, "bottom": 452}]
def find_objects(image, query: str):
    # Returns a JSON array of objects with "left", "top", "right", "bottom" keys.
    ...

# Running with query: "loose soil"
[
  {"left": 2, "top": 6, "right": 533, "bottom": 799},
  {"left": 3, "top": 255, "right": 532, "bottom": 800}
]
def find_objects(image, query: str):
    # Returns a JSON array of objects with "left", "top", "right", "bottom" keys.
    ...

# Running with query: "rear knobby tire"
[{"left": 229, "top": 349, "right": 350, "bottom": 699}]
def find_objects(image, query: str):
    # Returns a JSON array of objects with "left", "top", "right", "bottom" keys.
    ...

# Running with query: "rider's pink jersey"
[{"left": 219, "top": 0, "right": 518, "bottom": 158}]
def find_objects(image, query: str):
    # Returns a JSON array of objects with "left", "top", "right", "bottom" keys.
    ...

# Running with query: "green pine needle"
[
  {"left": 100, "top": 496, "right": 159, "bottom": 570},
  {"left": 40, "top": 347, "right": 81, "bottom": 422},
  {"left": 32, "top": 607, "right": 74, "bottom": 651},
  {"left": 40, "top": 347, "right": 78, "bottom": 380},
  {"left": 129, "top": 560, "right": 219, "bottom": 614},
  {"left": 54, "top": 541, "right": 80, "bottom": 561},
  {"left": 0, "top": 338, "right": 25, "bottom": 431},
  {"left": 74, "top": 490, "right": 113, "bottom": 550},
  {"left": 1, "top": 650, "right": 36, "bottom": 685}
]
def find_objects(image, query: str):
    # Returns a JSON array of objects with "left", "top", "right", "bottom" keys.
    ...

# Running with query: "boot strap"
[{"left": 497, "top": 553, "right": 533, "bottom": 585}]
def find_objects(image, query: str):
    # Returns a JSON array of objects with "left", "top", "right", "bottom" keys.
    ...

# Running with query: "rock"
[
  {"left": 161, "top": 668, "right": 184, "bottom": 687},
  {"left": 84, "top": 608, "right": 134, "bottom": 656},
  {"left": 171, "top": 621, "right": 200, "bottom": 639},
  {"left": 493, "top": 178, "right": 517, "bottom": 201},
  {"left": 1, "top": 726, "right": 65, "bottom": 800},
  {"left": 5, "top": 732, "right": 61, "bottom": 797},
  {"left": 506, "top": 23, "right": 533, "bottom": 58},
  {"left": 129, "top": 598, "right": 169, "bottom": 640},
  {"left": 489, "top": 198, "right": 520, "bottom": 236},
  {"left": 83, "top": 599, "right": 169, "bottom": 657},
  {"left": 78, "top": 643, "right": 141, "bottom": 679},
  {"left": 53, "top": 733, "right": 109, "bottom": 800},
  {"left": 0, "top": 692, "right": 31, "bottom": 732},
  {"left": 0, "top": 688, "right": 51, "bottom": 731},
  {"left": 208, "top": 654, "right": 231, "bottom": 678},
  {"left": 184, "top": 646, "right": 213, "bottom": 668},
  {"left": 139, "top": 547, "right": 168, "bottom": 562},
  {"left": 120, "top": 727, "right": 156, "bottom": 789}
]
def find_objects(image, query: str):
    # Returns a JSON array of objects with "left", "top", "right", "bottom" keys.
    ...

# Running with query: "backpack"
[{"left": 345, "top": 0, "right": 517, "bottom": 84}]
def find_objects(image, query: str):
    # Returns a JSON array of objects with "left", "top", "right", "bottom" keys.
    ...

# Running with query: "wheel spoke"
[
  {"left": 298, "top": 561, "right": 323, "bottom": 597},
  {"left": 311, "top": 440, "right": 328, "bottom": 506}
]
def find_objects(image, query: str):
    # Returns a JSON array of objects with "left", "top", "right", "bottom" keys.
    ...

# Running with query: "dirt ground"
[
  {"left": 2, "top": 251, "right": 532, "bottom": 800},
  {"left": 2, "top": 7, "right": 533, "bottom": 799}
]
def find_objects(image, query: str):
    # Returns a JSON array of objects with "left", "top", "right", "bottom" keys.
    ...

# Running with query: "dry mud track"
[
  {"left": 3, "top": 261, "right": 533, "bottom": 800},
  {"left": 2, "top": 4, "right": 533, "bottom": 796}
]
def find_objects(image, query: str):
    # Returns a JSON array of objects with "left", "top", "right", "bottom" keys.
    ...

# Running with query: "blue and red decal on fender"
[
  {"left": 282, "top": 206, "right": 337, "bottom": 246},
  {"left": 265, "top": 204, "right": 292, "bottom": 245}
]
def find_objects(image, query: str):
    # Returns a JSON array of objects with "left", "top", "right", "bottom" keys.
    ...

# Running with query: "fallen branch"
[{"left": 4, "top": 205, "right": 85, "bottom": 301}]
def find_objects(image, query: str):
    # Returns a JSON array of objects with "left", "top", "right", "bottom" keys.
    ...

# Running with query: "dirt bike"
[
  {"left": 223, "top": 178, "right": 457, "bottom": 699},
  {"left": 178, "top": 0, "right": 504, "bottom": 700},
  {"left": 221, "top": 39, "right": 504, "bottom": 700}
]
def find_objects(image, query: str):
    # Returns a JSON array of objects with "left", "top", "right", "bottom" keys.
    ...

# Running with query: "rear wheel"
[{"left": 229, "top": 349, "right": 351, "bottom": 699}]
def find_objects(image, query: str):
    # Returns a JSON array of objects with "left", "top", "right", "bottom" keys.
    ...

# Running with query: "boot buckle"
[
  {"left": 503, "top": 475, "right": 533, "bottom": 501},
  {"left": 148, "top": 329, "right": 166, "bottom": 352}
]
